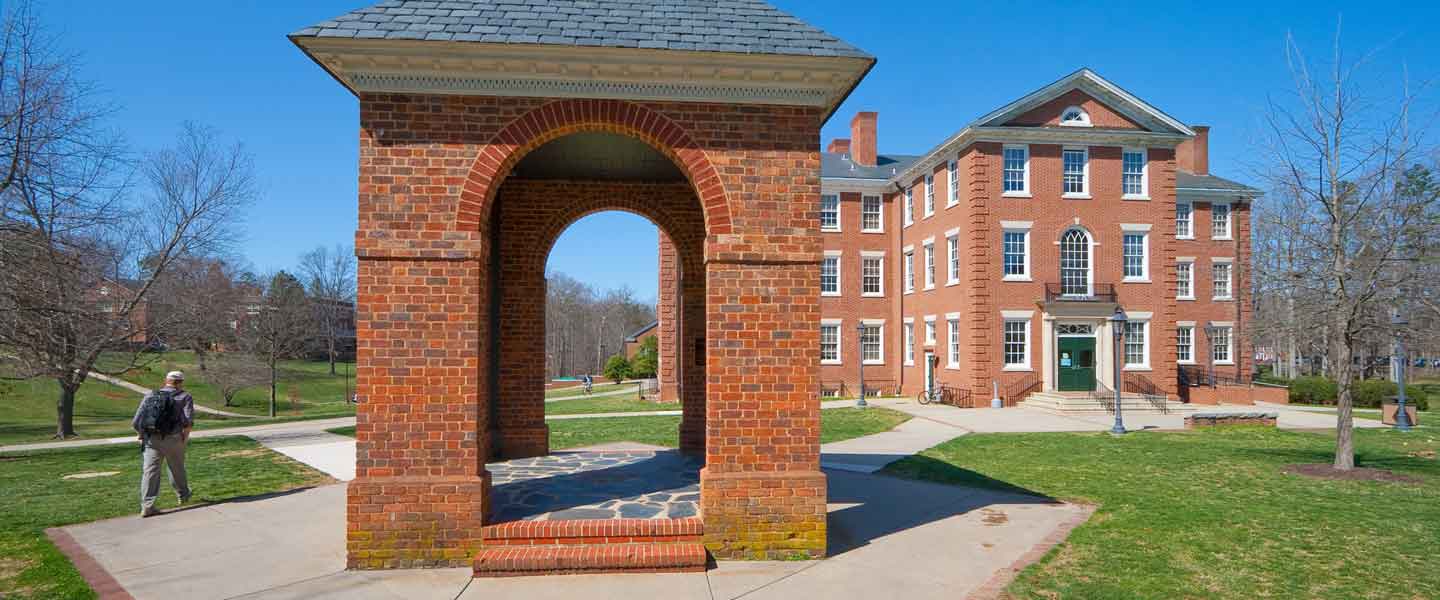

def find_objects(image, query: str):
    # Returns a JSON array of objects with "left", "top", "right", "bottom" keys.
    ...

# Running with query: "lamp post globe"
[
  {"left": 1392, "top": 310, "right": 1412, "bottom": 432},
  {"left": 855, "top": 322, "right": 868, "bottom": 408},
  {"left": 1109, "top": 307, "right": 1128, "bottom": 436}
]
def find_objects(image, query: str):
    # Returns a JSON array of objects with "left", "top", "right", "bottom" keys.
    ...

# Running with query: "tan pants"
[{"left": 140, "top": 434, "right": 190, "bottom": 511}]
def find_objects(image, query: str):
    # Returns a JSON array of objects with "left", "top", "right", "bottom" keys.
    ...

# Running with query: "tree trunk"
[
  {"left": 328, "top": 336, "right": 337, "bottom": 376},
  {"left": 55, "top": 380, "right": 78, "bottom": 439},
  {"left": 196, "top": 348, "right": 208, "bottom": 371},
  {"left": 269, "top": 358, "right": 278, "bottom": 418}
]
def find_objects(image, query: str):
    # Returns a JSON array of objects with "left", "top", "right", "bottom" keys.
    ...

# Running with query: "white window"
[
  {"left": 923, "top": 242, "right": 935, "bottom": 289},
  {"left": 1062, "top": 147, "right": 1089, "bottom": 197},
  {"left": 1176, "top": 202, "right": 1193, "bottom": 239},
  {"left": 861, "top": 195, "right": 882, "bottom": 232},
  {"left": 903, "top": 248, "right": 915, "bottom": 293},
  {"left": 821, "top": 253, "right": 840, "bottom": 296},
  {"left": 904, "top": 186, "right": 914, "bottom": 227},
  {"left": 1003, "top": 318, "right": 1030, "bottom": 369},
  {"left": 820, "top": 194, "right": 839, "bottom": 231},
  {"left": 1059, "top": 105, "right": 1091, "bottom": 127},
  {"left": 1001, "top": 221, "right": 1031, "bottom": 281},
  {"left": 947, "top": 316, "right": 960, "bottom": 368},
  {"left": 1122, "top": 148, "right": 1148, "bottom": 199},
  {"left": 1211, "top": 325, "right": 1233, "bottom": 364},
  {"left": 1002, "top": 145, "right": 1029, "bottom": 196},
  {"left": 947, "top": 159, "right": 958, "bottom": 207},
  {"left": 924, "top": 316, "right": 937, "bottom": 346},
  {"left": 903, "top": 320, "right": 915, "bottom": 366},
  {"left": 861, "top": 253, "right": 884, "bottom": 297},
  {"left": 1121, "top": 228, "right": 1148, "bottom": 282},
  {"left": 924, "top": 174, "right": 935, "bottom": 217},
  {"left": 1213, "top": 260, "right": 1233, "bottom": 300},
  {"left": 1059, "top": 228, "right": 1091, "bottom": 296},
  {"left": 1176, "top": 260, "right": 1195, "bottom": 300},
  {"left": 820, "top": 321, "right": 841, "bottom": 364},
  {"left": 946, "top": 231, "right": 960, "bottom": 285},
  {"left": 1211, "top": 202, "right": 1232, "bottom": 239},
  {"left": 1176, "top": 324, "right": 1195, "bottom": 364},
  {"left": 1124, "top": 320, "right": 1149, "bottom": 369},
  {"left": 861, "top": 320, "right": 884, "bottom": 365}
]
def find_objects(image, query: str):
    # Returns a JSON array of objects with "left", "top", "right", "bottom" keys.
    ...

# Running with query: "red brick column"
[
  {"left": 658, "top": 232, "right": 680, "bottom": 403},
  {"left": 678, "top": 276, "right": 705, "bottom": 455}
]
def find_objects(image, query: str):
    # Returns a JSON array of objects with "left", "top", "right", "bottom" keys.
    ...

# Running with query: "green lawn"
[
  {"left": 0, "top": 437, "right": 331, "bottom": 600},
  {"left": 545, "top": 396, "right": 676, "bottom": 415},
  {"left": 543, "top": 382, "right": 635, "bottom": 400},
  {"left": 885, "top": 427, "right": 1440, "bottom": 599},
  {"left": 329, "top": 407, "right": 912, "bottom": 450},
  {"left": 101, "top": 351, "right": 357, "bottom": 419}
]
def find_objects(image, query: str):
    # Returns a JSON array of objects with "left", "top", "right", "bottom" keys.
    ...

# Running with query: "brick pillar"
[
  {"left": 491, "top": 181, "right": 550, "bottom": 459},
  {"left": 702, "top": 241, "right": 826, "bottom": 560},
  {"left": 658, "top": 232, "right": 680, "bottom": 403},
  {"left": 678, "top": 273, "right": 705, "bottom": 455}
]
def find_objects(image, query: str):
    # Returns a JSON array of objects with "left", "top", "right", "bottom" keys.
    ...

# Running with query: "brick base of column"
[
  {"left": 679, "top": 421, "right": 704, "bottom": 456},
  {"left": 699, "top": 469, "right": 827, "bottom": 560},
  {"left": 346, "top": 473, "right": 491, "bottom": 570},
  {"left": 494, "top": 425, "right": 549, "bottom": 459}
]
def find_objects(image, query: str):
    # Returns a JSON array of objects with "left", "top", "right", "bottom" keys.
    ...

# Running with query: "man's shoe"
[
  {"left": 140, "top": 508, "right": 158, "bottom": 518},
  {"left": 179, "top": 495, "right": 192, "bottom": 505}
]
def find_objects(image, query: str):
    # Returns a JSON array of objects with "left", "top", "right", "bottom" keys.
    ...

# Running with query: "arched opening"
[
  {"left": 483, "top": 130, "right": 707, "bottom": 523},
  {"left": 1059, "top": 228, "right": 1092, "bottom": 297}
]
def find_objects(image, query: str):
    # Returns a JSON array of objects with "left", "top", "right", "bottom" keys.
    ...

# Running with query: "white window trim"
[
  {"left": 1001, "top": 311, "right": 1034, "bottom": 371},
  {"left": 923, "top": 173, "right": 935, "bottom": 218},
  {"left": 820, "top": 193, "right": 841, "bottom": 232},
  {"left": 1122, "top": 318, "right": 1151, "bottom": 371},
  {"left": 1176, "top": 321, "right": 1197, "bottom": 365},
  {"left": 820, "top": 318, "right": 843, "bottom": 365},
  {"left": 945, "top": 228, "right": 961, "bottom": 286},
  {"left": 922, "top": 238, "right": 936, "bottom": 290},
  {"left": 903, "top": 186, "right": 914, "bottom": 228},
  {"left": 1211, "top": 201, "right": 1233, "bottom": 240},
  {"left": 903, "top": 318, "right": 915, "bottom": 366},
  {"left": 861, "top": 195, "right": 884, "bottom": 234},
  {"left": 1059, "top": 105, "right": 1092, "bottom": 127},
  {"left": 903, "top": 246, "right": 915, "bottom": 294},
  {"left": 1061, "top": 145, "right": 1091, "bottom": 199},
  {"left": 1001, "top": 144, "right": 1031, "bottom": 198},
  {"left": 1120, "top": 224, "right": 1151, "bottom": 283},
  {"left": 1001, "top": 221, "right": 1033, "bottom": 282},
  {"left": 861, "top": 250, "right": 886, "bottom": 297},
  {"left": 861, "top": 319, "right": 886, "bottom": 366},
  {"left": 924, "top": 315, "right": 937, "bottom": 346},
  {"left": 1121, "top": 147, "right": 1150, "bottom": 200},
  {"left": 1210, "top": 321, "right": 1235, "bottom": 365},
  {"left": 1176, "top": 202, "right": 1194, "bottom": 239},
  {"left": 946, "top": 159, "right": 959, "bottom": 207},
  {"left": 945, "top": 313, "right": 961, "bottom": 369},
  {"left": 1212, "top": 257, "right": 1234, "bottom": 301},
  {"left": 1176, "top": 257, "right": 1196, "bottom": 301},
  {"left": 821, "top": 250, "right": 842, "bottom": 297}
]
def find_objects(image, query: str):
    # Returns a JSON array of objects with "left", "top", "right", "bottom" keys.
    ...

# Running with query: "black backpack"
[{"left": 139, "top": 389, "right": 183, "bottom": 437}]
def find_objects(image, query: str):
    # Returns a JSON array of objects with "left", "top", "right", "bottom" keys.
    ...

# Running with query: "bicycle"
[{"left": 916, "top": 386, "right": 944, "bottom": 405}]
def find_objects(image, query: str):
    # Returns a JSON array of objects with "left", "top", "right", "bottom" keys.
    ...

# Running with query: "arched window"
[
  {"left": 1060, "top": 229, "right": 1091, "bottom": 296},
  {"left": 1060, "top": 106, "right": 1091, "bottom": 127}
]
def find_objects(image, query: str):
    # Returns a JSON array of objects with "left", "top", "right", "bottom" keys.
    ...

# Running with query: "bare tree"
[
  {"left": 236, "top": 271, "right": 312, "bottom": 417},
  {"left": 205, "top": 352, "right": 269, "bottom": 407},
  {"left": 299, "top": 244, "right": 355, "bottom": 375},
  {"left": 148, "top": 256, "right": 245, "bottom": 370},
  {"left": 0, "top": 4, "right": 252, "bottom": 438},
  {"left": 1256, "top": 26, "right": 1439, "bottom": 469}
]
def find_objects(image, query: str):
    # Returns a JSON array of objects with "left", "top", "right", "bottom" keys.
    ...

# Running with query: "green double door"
[{"left": 1057, "top": 337, "right": 1097, "bottom": 391}]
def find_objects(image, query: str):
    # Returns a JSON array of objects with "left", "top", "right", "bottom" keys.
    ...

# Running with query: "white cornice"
[
  {"left": 821, "top": 178, "right": 892, "bottom": 194},
  {"left": 293, "top": 37, "right": 873, "bottom": 119}
]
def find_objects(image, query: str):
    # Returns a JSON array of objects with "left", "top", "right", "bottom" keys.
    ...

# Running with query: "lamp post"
[
  {"left": 1109, "top": 307, "right": 1128, "bottom": 436},
  {"left": 1203, "top": 325, "right": 1221, "bottom": 387},
  {"left": 856, "top": 322, "right": 868, "bottom": 408},
  {"left": 1392, "top": 310, "right": 1413, "bottom": 432}
]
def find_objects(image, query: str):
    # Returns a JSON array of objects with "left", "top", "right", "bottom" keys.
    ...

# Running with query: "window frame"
[
  {"left": 946, "top": 159, "right": 959, "bottom": 207},
  {"left": 945, "top": 228, "right": 960, "bottom": 286},
  {"left": 1176, "top": 322, "right": 1195, "bottom": 364},
  {"left": 1211, "top": 201, "right": 1233, "bottom": 240},
  {"left": 820, "top": 319, "right": 842, "bottom": 365},
  {"left": 1176, "top": 201, "right": 1194, "bottom": 239},
  {"left": 1120, "top": 224, "right": 1150, "bottom": 283},
  {"left": 903, "top": 186, "right": 914, "bottom": 227},
  {"left": 861, "top": 195, "right": 883, "bottom": 233},
  {"left": 1059, "top": 105, "right": 1092, "bottom": 127},
  {"left": 1176, "top": 258, "right": 1195, "bottom": 300},
  {"left": 1212, "top": 258, "right": 1234, "bottom": 301},
  {"left": 1123, "top": 318, "right": 1150, "bottom": 370},
  {"left": 946, "top": 314, "right": 961, "bottom": 369},
  {"left": 819, "top": 193, "right": 840, "bottom": 232},
  {"left": 861, "top": 319, "right": 885, "bottom": 366},
  {"left": 1001, "top": 221, "right": 1032, "bottom": 282},
  {"left": 903, "top": 246, "right": 915, "bottom": 294},
  {"left": 820, "top": 251, "right": 841, "bottom": 297},
  {"left": 1061, "top": 146, "right": 1090, "bottom": 199},
  {"left": 924, "top": 173, "right": 935, "bottom": 217},
  {"left": 903, "top": 318, "right": 915, "bottom": 366},
  {"left": 1002, "top": 313, "right": 1033, "bottom": 371},
  {"left": 861, "top": 251, "right": 885, "bottom": 297},
  {"left": 922, "top": 240, "right": 936, "bottom": 290},
  {"left": 1002, "top": 144, "right": 1031, "bottom": 197},
  {"left": 924, "top": 315, "right": 937, "bottom": 347},
  {"left": 1210, "top": 323, "right": 1234, "bottom": 365},
  {"left": 1121, "top": 148, "right": 1149, "bottom": 200},
  {"left": 1058, "top": 227, "right": 1093, "bottom": 297}
]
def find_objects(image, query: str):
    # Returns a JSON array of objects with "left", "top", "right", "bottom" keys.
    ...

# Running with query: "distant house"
[{"left": 623, "top": 320, "right": 658, "bottom": 359}]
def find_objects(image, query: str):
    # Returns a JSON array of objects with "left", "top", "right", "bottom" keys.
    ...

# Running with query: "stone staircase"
[
  {"left": 1019, "top": 390, "right": 1196, "bottom": 415},
  {"left": 473, "top": 518, "right": 708, "bottom": 577}
]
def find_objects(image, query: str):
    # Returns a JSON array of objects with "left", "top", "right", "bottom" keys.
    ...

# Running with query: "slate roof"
[
  {"left": 821, "top": 152, "right": 920, "bottom": 180},
  {"left": 625, "top": 320, "right": 658, "bottom": 342},
  {"left": 291, "top": 0, "right": 870, "bottom": 58},
  {"left": 1177, "top": 171, "right": 1260, "bottom": 195}
]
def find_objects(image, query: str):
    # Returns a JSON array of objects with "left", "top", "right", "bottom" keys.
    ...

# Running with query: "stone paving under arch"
[{"left": 488, "top": 450, "right": 701, "bottom": 522}]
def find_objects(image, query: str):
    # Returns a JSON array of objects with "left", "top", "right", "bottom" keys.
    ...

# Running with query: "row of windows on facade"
[
  {"left": 820, "top": 230, "right": 1234, "bottom": 300},
  {"left": 819, "top": 319, "right": 1234, "bottom": 370},
  {"left": 820, "top": 174, "right": 1234, "bottom": 242}
]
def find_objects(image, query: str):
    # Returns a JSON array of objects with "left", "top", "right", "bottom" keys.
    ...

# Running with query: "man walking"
[{"left": 132, "top": 371, "right": 195, "bottom": 517}]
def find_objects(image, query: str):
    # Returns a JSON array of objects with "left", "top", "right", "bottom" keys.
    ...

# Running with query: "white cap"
[{"left": 165, "top": 371, "right": 185, "bottom": 381}]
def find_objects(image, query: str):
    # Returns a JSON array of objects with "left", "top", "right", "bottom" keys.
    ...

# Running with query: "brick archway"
[{"left": 457, "top": 99, "right": 735, "bottom": 237}]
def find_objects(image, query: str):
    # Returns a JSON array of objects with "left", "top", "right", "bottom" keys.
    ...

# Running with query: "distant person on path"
[
  {"left": 583, "top": 374, "right": 593, "bottom": 395},
  {"left": 131, "top": 371, "right": 195, "bottom": 517}
]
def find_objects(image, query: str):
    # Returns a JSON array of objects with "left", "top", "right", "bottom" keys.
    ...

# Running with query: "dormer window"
[{"left": 1059, "top": 106, "right": 1091, "bottom": 127}]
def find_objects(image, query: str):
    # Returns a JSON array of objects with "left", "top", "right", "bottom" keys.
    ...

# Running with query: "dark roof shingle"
[
  {"left": 292, "top": 0, "right": 870, "bottom": 59},
  {"left": 1176, "top": 171, "right": 1259, "bottom": 194},
  {"left": 821, "top": 152, "right": 920, "bottom": 180}
]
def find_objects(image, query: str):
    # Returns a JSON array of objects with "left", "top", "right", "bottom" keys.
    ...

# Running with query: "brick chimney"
[
  {"left": 850, "top": 112, "right": 877, "bottom": 167},
  {"left": 1175, "top": 125, "right": 1210, "bottom": 175},
  {"left": 826, "top": 138, "right": 851, "bottom": 155}
]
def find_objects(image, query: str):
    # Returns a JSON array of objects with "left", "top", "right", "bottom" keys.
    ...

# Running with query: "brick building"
[{"left": 807, "top": 69, "right": 1259, "bottom": 405}]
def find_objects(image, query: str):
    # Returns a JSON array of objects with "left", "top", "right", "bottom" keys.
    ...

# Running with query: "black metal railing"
[
  {"left": 1122, "top": 373, "right": 1172, "bottom": 413},
  {"left": 1004, "top": 372, "right": 1041, "bottom": 406},
  {"left": 1178, "top": 365, "right": 1252, "bottom": 389},
  {"left": 936, "top": 383, "right": 975, "bottom": 408},
  {"left": 1043, "top": 283, "right": 1118, "bottom": 303}
]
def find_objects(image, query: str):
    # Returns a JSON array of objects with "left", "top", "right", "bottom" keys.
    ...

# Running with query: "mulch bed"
[{"left": 1284, "top": 463, "right": 1423, "bottom": 484}]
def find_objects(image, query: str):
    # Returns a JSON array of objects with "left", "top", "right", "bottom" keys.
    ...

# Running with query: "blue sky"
[{"left": 40, "top": 1, "right": 1440, "bottom": 303}]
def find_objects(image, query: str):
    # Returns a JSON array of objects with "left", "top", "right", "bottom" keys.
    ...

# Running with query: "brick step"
[
  {"left": 1021, "top": 392, "right": 1196, "bottom": 415},
  {"left": 481, "top": 518, "right": 704, "bottom": 546},
  {"left": 473, "top": 542, "right": 708, "bottom": 577}
]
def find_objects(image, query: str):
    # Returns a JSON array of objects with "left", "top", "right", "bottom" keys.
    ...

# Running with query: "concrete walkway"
[
  {"left": 87, "top": 372, "right": 256, "bottom": 419},
  {"left": 0, "top": 417, "right": 357, "bottom": 454}
]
